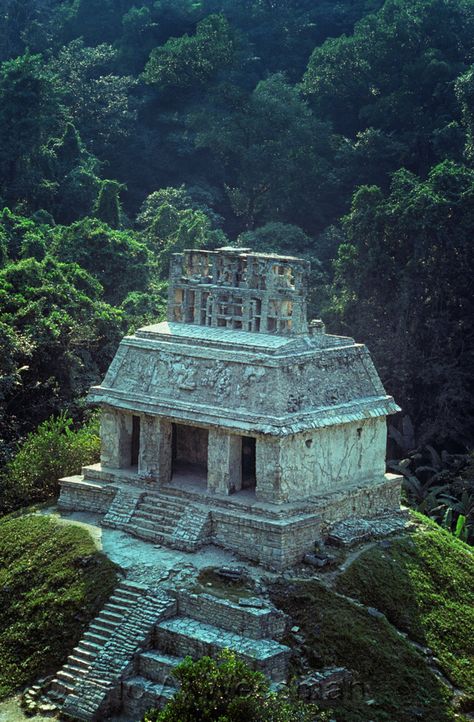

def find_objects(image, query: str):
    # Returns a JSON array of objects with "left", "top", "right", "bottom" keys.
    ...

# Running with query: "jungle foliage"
[{"left": 0, "top": 0, "right": 474, "bottom": 529}]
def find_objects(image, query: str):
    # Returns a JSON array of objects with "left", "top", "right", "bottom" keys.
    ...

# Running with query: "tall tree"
[{"left": 331, "top": 160, "right": 474, "bottom": 444}]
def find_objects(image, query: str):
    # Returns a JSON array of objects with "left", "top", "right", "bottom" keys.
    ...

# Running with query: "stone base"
[{"left": 58, "top": 471, "right": 402, "bottom": 570}]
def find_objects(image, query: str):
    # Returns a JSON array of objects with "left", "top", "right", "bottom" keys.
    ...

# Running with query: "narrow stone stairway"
[
  {"left": 27, "top": 580, "right": 146, "bottom": 714},
  {"left": 125, "top": 494, "right": 185, "bottom": 543},
  {"left": 123, "top": 493, "right": 211, "bottom": 551}
]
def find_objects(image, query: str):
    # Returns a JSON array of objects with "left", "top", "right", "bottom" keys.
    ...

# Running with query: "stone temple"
[{"left": 59, "top": 246, "right": 402, "bottom": 569}]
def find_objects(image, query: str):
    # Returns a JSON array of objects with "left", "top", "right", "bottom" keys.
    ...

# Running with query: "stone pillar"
[
  {"left": 255, "top": 436, "right": 285, "bottom": 503},
  {"left": 208, "top": 429, "right": 242, "bottom": 495},
  {"left": 100, "top": 409, "right": 133, "bottom": 469},
  {"left": 139, "top": 416, "right": 172, "bottom": 485},
  {"left": 138, "top": 414, "right": 159, "bottom": 477}
]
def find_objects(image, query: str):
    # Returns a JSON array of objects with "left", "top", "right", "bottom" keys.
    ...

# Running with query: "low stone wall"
[
  {"left": 58, "top": 476, "right": 115, "bottom": 514},
  {"left": 316, "top": 473, "right": 403, "bottom": 528},
  {"left": 211, "top": 509, "right": 320, "bottom": 569},
  {"left": 175, "top": 591, "right": 289, "bottom": 641}
]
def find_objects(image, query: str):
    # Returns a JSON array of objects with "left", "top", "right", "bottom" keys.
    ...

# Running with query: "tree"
[
  {"left": 0, "top": 254, "right": 125, "bottom": 441},
  {"left": 189, "top": 74, "right": 336, "bottom": 232},
  {"left": 303, "top": 0, "right": 471, "bottom": 175},
  {"left": 0, "top": 52, "right": 65, "bottom": 207},
  {"left": 48, "top": 39, "right": 137, "bottom": 157},
  {"left": 331, "top": 160, "right": 474, "bottom": 445},
  {"left": 143, "top": 14, "right": 235, "bottom": 90},
  {"left": 93, "top": 180, "right": 124, "bottom": 228},
  {"left": 0, "top": 413, "right": 100, "bottom": 513},
  {"left": 53, "top": 218, "right": 151, "bottom": 303},
  {"left": 136, "top": 189, "right": 227, "bottom": 277}
]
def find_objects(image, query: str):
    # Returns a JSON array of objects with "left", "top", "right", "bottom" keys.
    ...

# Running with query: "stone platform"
[{"left": 58, "top": 464, "right": 403, "bottom": 569}]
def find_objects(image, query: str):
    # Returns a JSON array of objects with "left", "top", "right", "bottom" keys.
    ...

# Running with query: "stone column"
[
  {"left": 139, "top": 416, "right": 172, "bottom": 485},
  {"left": 138, "top": 414, "right": 159, "bottom": 477},
  {"left": 100, "top": 409, "right": 133, "bottom": 469},
  {"left": 255, "top": 436, "right": 285, "bottom": 503},
  {"left": 208, "top": 429, "right": 242, "bottom": 495}
]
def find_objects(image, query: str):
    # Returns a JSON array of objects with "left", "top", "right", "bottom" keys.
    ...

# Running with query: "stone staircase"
[
  {"left": 121, "top": 590, "right": 291, "bottom": 720},
  {"left": 123, "top": 493, "right": 211, "bottom": 551},
  {"left": 37, "top": 580, "right": 145, "bottom": 711}
]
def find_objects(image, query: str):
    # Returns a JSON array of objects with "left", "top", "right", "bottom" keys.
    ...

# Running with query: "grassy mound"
[
  {"left": 270, "top": 516, "right": 474, "bottom": 722},
  {"left": 0, "top": 513, "right": 119, "bottom": 699},
  {"left": 336, "top": 513, "right": 474, "bottom": 699}
]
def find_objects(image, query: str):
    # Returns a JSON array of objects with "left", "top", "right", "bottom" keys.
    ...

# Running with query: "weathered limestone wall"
[
  {"left": 207, "top": 429, "right": 242, "bottom": 494},
  {"left": 174, "top": 591, "right": 289, "bottom": 641},
  {"left": 279, "top": 417, "right": 387, "bottom": 500},
  {"left": 58, "top": 477, "right": 115, "bottom": 513},
  {"left": 175, "top": 424, "right": 208, "bottom": 467},
  {"left": 211, "top": 509, "right": 320, "bottom": 568}
]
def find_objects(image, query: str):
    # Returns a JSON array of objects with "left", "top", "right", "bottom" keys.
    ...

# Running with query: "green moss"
[
  {"left": 269, "top": 516, "right": 474, "bottom": 721},
  {"left": 0, "top": 513, "right": 119, "bottom": 699},
  {"left": 336, "top": 513, "right": 474, "bottom": 696}
]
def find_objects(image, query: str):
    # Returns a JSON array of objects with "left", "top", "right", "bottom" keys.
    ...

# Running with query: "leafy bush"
[
  {"left": 0, "top": 413, "right": 100, "bottom": 515},
  {"left": 143, "top": 651, "right": 322, "bottom": 722}
]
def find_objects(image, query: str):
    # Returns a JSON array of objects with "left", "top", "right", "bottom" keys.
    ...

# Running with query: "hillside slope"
[
  {"left": 0, "top": 513, "right": 119, "bottom": 699},
  {"left": 270, "top": 514, "right": 474, "bottom": 722}
]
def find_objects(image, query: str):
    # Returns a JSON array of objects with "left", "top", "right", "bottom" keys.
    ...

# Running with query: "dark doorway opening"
[
  {"left": 172, "top": 423, "right": 208, "bottom": 481},
  {"left": 242, "top": 437, "right": 256, "bottom": 489},
  {"left": 131, "top": 415, "right": 140, "bottom": 467}
]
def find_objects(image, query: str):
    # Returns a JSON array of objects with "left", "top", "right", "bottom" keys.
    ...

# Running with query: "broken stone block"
[{"left": 299, "top": 667, "right": 353, "bottom": 702}]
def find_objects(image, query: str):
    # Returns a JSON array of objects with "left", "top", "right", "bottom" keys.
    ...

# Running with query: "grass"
[
  {"left": 0, "top": 513, "right": 119, "bottom": 699},
  {"left": 270, "top": 514, "right": 474, "bottom": 722},
  {"left": 336, "top": 513, "right": 474, "bottom": 698}
]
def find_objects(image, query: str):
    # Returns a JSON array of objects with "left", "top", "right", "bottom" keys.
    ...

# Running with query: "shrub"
[
  {"left": 143, "top": 651, "right": 322, "bottom": 722},
  {"left": 0, "top": 412, "right": 100, "bottom": 515}
]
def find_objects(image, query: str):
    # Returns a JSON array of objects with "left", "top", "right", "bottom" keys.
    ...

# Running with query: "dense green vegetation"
[
  {"left": 0, "top": 514, "right": 118, "bottom": 699},
  {"left": 0, "top": 414, "right": 100, "bottom": 515},
  {"left": 270, "top": 517, "right": 474, "bottom": 721},
  {"left": 0, "top": 0, "right": 473, "bottom": 532},
  {"left": 143, "top": 652, "right": 322, "bottom": 722}
]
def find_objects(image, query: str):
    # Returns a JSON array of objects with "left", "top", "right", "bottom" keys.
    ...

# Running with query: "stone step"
[
  {"left": 70, "top": 647, "right": 95, "bottom": 664},
  {"left": 177, "top": 591, "right": 288, "bottom": 641},
  {"left": 131, "top": 515, "right": 175, "bottom": 534},
  {"left": 82, "top": 630, "right": 111, "bottom": 646},
  {"left": 139, "top": 650, "right": 183, "bottom": 684},
  {"left": 109, "top": 589, "right": 143, "bottom": 604},
  {"left": 99, "top": 609, "right": 125, "bottom": 624},
  {"left": 79, "top": 640, "right": 104, "bottom": 656},
  {"left": 135, "top": 508, "right": 181, "bottom": 525},
  {"left": 51, "top": 677, "right": 74, "bottom": 697},
  {"left": 121, "top": 677, "right": 177, "bottom": 719},
  {"left": 67, "top": 655, "right": 91, "bottom": 671},
  {"left": 92, "top": 614, "right": 120, "bottom": 629},
  {"left": 155, "top": 618, "right": 290, "bottom": 682},
  {"left": 104, "top": 602, "right": 129, "bottom": 616},
  {"left": 89, "top": 619, "right": 116, "bottom": 635},
  {"left": 142, "top": 497, "right": 187, "bottom": 512},
  {"left": 139, "top": 500, "right": 183, "bottom": 515}
]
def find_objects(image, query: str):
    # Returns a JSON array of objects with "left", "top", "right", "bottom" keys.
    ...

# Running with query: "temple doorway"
[
  {"left": 171, "top": 423, "right": 208, "bottom": 482},
  {"left": 130, "top": 415, "right": 140, "bottom": 467},
  {"left": 241, "top": 436, "right": 256, "bottom": 490}
]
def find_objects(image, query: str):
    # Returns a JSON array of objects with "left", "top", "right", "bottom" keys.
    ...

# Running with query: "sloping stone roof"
[{"left": 89, "top": 322, "right": 399, "bottom": 436}]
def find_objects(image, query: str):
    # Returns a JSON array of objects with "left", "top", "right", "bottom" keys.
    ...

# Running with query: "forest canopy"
[{"left": 0, "top": 0, "right": 473, "bottom": 468}]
